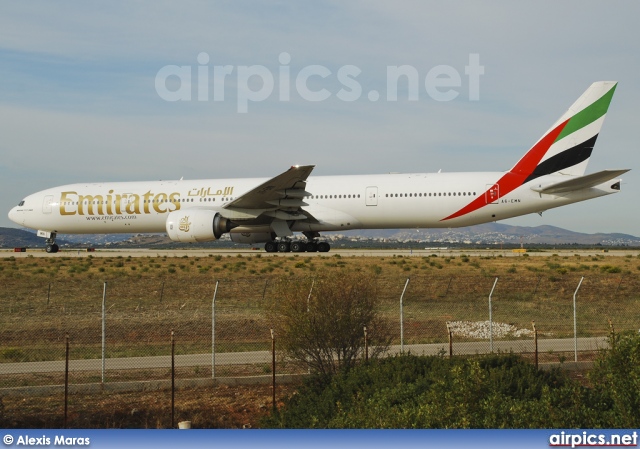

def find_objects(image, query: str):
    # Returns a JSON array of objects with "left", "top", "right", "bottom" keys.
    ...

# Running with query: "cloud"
[{"left": 1, "top": 1, "right": 638, "bottom": 234}]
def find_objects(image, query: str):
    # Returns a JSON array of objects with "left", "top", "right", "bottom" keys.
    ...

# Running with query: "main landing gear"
[{"left": 264, "top": 239, "right": 330, "bottom": 253}]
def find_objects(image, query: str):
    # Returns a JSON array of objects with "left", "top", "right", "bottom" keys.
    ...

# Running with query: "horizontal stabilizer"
[{"left": 530, "top": 169, "right": 630, "bottom": 194}]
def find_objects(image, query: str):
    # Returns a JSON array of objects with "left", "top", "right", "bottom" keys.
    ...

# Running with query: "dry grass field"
[
  {"left": 1, "top": 249, "right": 640, "bottom": 428},
  {"left": 2, "top": 250, "right": 640, "bottom": 363}
]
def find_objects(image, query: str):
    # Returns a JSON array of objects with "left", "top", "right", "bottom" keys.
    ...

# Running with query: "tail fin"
[
  {"left": 510, "top": 81, "right": 617, "bottom": 183},
  {"left": 442, "top": 82, "right": 619, "bottom": 222}
]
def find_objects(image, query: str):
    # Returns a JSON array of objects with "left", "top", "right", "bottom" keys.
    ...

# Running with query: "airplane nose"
[{"left": 8, "top": 206, "right": 22, "bottom": 225}]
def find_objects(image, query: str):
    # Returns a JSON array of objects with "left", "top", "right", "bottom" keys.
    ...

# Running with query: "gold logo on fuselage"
[
  {"left": 59, "top": 190, "right": 181, "bottom": 216},
  {"left": 188, "top": 186, "right": 234, "bottom": 197},
  {"left": 58, "top": 185, "right": 236, "bottom": 217}
]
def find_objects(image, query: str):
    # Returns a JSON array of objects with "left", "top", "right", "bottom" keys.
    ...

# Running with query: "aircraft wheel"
[
  {"left": 51, "top": 244, "right": 59, "bottom": 253},
  {"left": 264, "top": 241, "right": 277, "bottom": 253},
  {"left": 277, "top": 242, "right": 291, "bottom": 252},
  {"left": 290, "top": 242, "right": 307, "bottom": 253},
  {"left": 46, "top": 245, "right": 53, "bottom": 254},
  {"left": 317, "top": 242, "right": 330, "bottom": 253},
  {"left": 305, "top": 242, "right": 318, "bottom": 252}
]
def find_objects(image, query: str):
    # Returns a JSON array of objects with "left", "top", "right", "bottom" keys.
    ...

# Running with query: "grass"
[{"left": 1, "top": 251, "right": 639, "bottom": 385}]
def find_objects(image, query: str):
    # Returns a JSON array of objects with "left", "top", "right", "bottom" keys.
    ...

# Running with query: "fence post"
[
  {"left": 101, "top": 281, "right": 107, "bottom": 385},
  {"left": 400, "top": 278, "right": 410, "bottom": 353},
  {"left": 64, "top": 333, "right": 69, "bottom": 429},
  {"left": 608, "top": 318, "right": 615, "bottom": 351},
  {"left": 532, "top": 321, "right": 538, "bottom": 370},
  {"left": 488, "top": 277, "right": 498, "bottom": 352},
  {"left": 447, "top": 322, "right": 453, "bottom": 358},
  {"left": 613, "top": 275, "right": 624, "bottom": 300},
  {"left": 307, "top": 279, "right": 315, "bottom": 312},
  {"left": 532, "top": 275, "right": 542, "bottom": 298},
  {"left": 212, "top": 281, "right": 218, "bottom": 379},
  {"left": 364, "top": 326, "right": 368, "bottom": 362},
  {"left": 441, "top": 276, "right": 453, "bottom": 297},
  {"left": 171, "top": 329, "right": 175, "bottom": 428},
  {"left": 573, "top": 276, "right": 584, "bottom": 363},
  {"left": 307, "top": 280, "right": 315, "bottom": 374},
  {"left": 271, "top": 329, "right": 276, "bottom": 412}
]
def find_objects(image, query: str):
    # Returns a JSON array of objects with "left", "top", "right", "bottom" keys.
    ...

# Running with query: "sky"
[{"left": 1, "top": 1, "right": 639, "bottom": 235}]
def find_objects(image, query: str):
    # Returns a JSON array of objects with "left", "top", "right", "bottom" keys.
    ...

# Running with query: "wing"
[{"left": 224, "top": 165, "right": 314, "bottom": 228}]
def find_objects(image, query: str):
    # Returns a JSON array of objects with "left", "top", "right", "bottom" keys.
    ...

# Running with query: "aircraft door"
[
  {"left": 42, "top": 195, "right": 54, "bottom": 214},
  {"left": 365, "top": 186, "right": 378, "bottom": 206},
  {"left": 485, "top": 184, "right": 499, "bottom": 204}
]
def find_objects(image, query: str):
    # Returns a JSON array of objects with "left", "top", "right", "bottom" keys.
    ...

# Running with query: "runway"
[{"left": 1, "top": 247, "right": 638, "bottom": 258}]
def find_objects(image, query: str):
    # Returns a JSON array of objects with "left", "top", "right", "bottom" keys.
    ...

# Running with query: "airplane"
[{"left": 8, "top": 81, "right": 629, "bottom": 254}]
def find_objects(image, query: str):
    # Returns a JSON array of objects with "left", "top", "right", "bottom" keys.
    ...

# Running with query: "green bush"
[
  {"left": 264, "top": 341, "right": 640, "bottom": 429},
  {"left": 266, "top": 271, "right": 392, "bottom": 377},
  {"left": 588, "top": 331, "right": 640, "bottom": 427}
]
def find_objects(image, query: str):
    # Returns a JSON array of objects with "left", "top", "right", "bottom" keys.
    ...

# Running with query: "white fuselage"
[{"left": 8, "top": 171, "right": 616, "bottom": 236}]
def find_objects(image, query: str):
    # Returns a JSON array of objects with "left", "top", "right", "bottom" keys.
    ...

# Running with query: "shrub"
[
  {"left": 588, "top": 331, "right": 640, "bottom": 427},
  {"left": 267, "top": 271, "right": 392, "bottom": 377},
  {"left": 265, "top": 335, "right": 640, "bottom": 429},
  {"left": 262, "top": 354, "right": 579, "bottom": 429}
]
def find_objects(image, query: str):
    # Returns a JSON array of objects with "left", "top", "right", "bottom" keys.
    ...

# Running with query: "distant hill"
[
  {"left": 2, "top": 222, "right": 639, "bottom": 249},
  {"left": 0, "top": 228, "right": 125, "bottom": 249},
  {"left": 343, "top": 222, "right": 640, "bottom": 246},
  {"left": 0, "top": 228, "right": 70, "bottom": 248}
]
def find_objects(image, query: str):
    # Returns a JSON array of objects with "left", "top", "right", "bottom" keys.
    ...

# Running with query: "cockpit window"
[{"left": 18, "top": 200, "right": 25, "bottom": 206}]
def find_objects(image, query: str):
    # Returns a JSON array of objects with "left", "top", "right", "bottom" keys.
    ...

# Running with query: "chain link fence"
[{"left": 1, "top": 273, "right": 639, "bottom": 389}]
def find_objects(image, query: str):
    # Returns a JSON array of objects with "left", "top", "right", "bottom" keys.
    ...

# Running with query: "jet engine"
[{"left": 165, "top": 209, "right": 236, "bottom": 243}]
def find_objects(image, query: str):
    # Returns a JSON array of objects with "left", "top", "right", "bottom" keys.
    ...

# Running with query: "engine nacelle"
[
  {"left": 230, "top": 232, "right": 274, "bottom": 244},
  {"left": 165, "top": 209, "right": 235, "bottom": 243}
]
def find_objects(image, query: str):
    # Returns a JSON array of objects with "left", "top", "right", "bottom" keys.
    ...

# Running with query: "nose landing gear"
[
  {"left": 45, "top": 243, "right": 59, "bottom": 253},
  {"left": 41, "top": 231, "right": 59, "bottom": 253}
]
